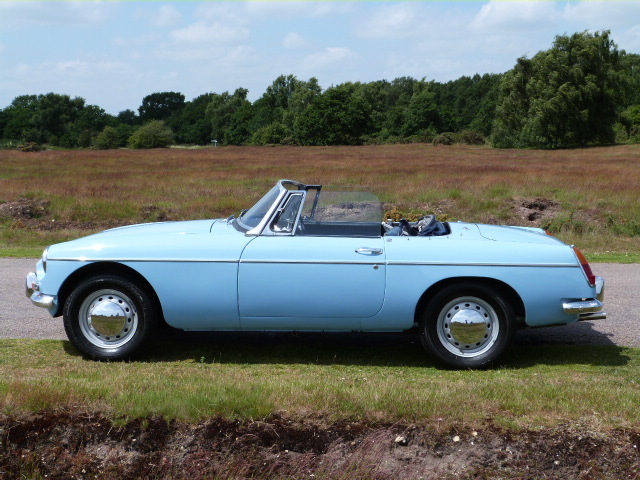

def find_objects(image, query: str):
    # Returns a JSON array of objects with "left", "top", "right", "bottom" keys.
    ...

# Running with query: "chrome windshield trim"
[
  {"left": 244, "top": 180, "right": 306, "bottom": 236},
  {"left": 263, "top": 190, "right": 306, "bottom": 236}
]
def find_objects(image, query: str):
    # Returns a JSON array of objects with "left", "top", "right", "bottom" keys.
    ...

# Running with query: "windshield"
[
  {"left": 310, "top": 191, "right": 382, "bottom": 222},
  {"left": 238, "top": 185, "right": 281, "bottom": 229}
]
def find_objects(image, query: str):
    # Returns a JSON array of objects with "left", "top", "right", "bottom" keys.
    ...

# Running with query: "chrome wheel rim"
[
  {"left": 78, "top": 289, "right": 138, "bottom": 349},
  {"left": 436, "top": 296, "right": 499, "bottom": 358}
]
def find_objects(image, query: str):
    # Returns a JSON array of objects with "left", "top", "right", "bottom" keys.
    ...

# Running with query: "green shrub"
[
  {"left": 17, "top": 142, "right": 44, "bottom": 152},
  {"left": 432, "top": 132, "right": 455, "bottom": 146},
  {"left": 128, "top": 121, "right": 174, "bottom": 149},
  {"left": 458, "top": 130, "right": 486, "bottom": 145},
  {"left": 251, "top": 122, "right": 289, "bottom": 145},
  {"left": 93, "top": 126, "right": 120, "bottom": 150}
]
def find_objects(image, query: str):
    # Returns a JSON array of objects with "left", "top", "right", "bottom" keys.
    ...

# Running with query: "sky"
[{"left": 1, "top": 0, "right": 640, "bottom": 115}]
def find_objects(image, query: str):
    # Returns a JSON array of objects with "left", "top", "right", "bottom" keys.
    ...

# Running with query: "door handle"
[{"left": 355, "top": 247, "right": 383, "bottom": 256}]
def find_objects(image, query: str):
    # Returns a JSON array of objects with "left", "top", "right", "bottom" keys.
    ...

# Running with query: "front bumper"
[
  {"left": 562, "top": 276, "right": 606, "bottom": 321},
  {"left": 26, "top": 272, "right": 57, "bottom": 309}
]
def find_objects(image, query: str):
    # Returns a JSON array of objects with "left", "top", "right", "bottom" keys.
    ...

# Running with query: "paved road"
[{"left": 2, "top": 259, "right": 638, "bottom": 347}]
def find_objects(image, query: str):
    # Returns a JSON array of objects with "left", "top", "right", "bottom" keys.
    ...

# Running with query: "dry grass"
[{"left": 1, "top": 144, "right": 639, "bottom": 255}]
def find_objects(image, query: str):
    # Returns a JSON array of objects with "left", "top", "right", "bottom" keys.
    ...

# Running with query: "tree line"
[{"left": 1, "top": 31, "right": 639, "bottom": 150}]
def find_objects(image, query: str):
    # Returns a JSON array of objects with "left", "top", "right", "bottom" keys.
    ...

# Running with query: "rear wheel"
[
  {"left": 63, "top": 274, "right": 157, "bottom": 360},
  {"left": 420, "top": 283, "right": 516, "bottom": 369}
]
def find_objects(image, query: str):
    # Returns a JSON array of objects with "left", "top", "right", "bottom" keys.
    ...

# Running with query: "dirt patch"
[
  {"left": 1, "top": 412, "right": 638, "bottom": 479},
  {"left": 140, "top": 205, "right": 175, "bottom": 223},
  {"left": 516, "top": 197, "right": 561, "bottom": 223},
  {"left": 0, "top": 198, "right": 50, "bottom": 221},
  {"left": 0, "top": 199, "right": 175, "bottom": 231}
]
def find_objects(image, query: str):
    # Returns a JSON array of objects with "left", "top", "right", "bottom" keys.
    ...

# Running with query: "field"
[
  {"left": 2, "top": 144, "right": 640, "bottom": 478},
  {"left": 1, "top": 144, "right": 640, "bottom": 260}
]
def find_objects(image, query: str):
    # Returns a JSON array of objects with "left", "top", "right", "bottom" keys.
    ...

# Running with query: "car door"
[{"left": 237, "top": 192, "right": 386, "bottom": 330}]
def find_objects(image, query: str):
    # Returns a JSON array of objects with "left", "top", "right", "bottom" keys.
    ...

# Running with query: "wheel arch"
[
  {"left": 54, "top": 262, "right": 166, "bottom": 326},
  {"left": 413, "top": 276, "right": 526, "bottom": 327}
]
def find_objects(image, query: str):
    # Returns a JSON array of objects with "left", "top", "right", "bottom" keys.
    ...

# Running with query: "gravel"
[{"left": 3, "top": 259, "right": 639, "bottom": 347}]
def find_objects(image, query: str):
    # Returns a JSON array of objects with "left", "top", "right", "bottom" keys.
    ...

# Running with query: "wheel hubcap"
[
  {"left": 79, "top": 289, "right": 138, "bottom": 348},
  {"left": 437, "top": 296, "right": 499, "bottom": 358}
]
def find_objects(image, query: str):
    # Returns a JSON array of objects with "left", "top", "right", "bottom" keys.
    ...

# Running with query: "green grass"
[
  {"left": 1, "top": 338, "right": 639, "bottom": 428},
  {"left": 0, "top": 223, "right": 97, "bottom": 258}
]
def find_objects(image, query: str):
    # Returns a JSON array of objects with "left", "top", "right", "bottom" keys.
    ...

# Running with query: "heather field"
[{"left": 1, "top": 144, "right": 639, "bottom": 259}]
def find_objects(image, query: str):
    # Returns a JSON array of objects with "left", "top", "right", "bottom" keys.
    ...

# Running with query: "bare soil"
[{"left": 1, "top": 412, "right": 639, "bottom": 479}]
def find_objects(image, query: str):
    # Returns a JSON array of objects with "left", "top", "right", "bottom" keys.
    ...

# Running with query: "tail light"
[{"left": 573, "top": 247, "right": 596, "bottom": 287}]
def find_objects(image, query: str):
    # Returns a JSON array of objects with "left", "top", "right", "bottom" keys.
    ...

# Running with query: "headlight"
[{"left": 42, "top": 247, "right": 49, "bottom": 273}]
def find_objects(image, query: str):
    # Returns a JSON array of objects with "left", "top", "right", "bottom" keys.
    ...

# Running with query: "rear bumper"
[
  {"left": 26, "top": 272, "right": 57, "bottom": 310},
  {"left": 562, "top": 276, "right": 606, "bottom": 321}
]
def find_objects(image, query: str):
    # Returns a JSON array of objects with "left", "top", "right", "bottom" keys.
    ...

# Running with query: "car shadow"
[{"left": 123, "top": 326, "right": 631, "bottom": 368}]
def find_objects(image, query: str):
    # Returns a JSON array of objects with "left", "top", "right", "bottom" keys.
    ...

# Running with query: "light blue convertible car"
[{"left": 26, "top": 179, "right": 606, "bottom": 368}]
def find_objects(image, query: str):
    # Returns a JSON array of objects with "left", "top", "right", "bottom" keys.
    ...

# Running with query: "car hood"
[
  {"left": 44, "top": 219, "right": 253, "bottom": 262},
  {"left": 95, "top": 219, "right": 218, "bottom": 238}
]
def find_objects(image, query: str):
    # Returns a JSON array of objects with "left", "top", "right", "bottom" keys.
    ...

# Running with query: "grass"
[
  {"left": 1, "top": 337, "right": 639, "bottom": 429},
  {"left": 1, "top": 144, "right": 639, "bottom": 260}
]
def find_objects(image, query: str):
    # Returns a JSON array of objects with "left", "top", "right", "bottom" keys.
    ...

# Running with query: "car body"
[{"left": 26, "top": 179, "right": 606, "bottom": 368}]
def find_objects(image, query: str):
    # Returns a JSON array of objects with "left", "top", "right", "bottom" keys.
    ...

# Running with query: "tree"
[
  {"left": 619, "top": 53, "right": 640, "bottom": 107},
  {"left": 128, "top": 121, "right": 174, "bottom": 149},
  {"left": 1, "top": 93, "right": 85, "bottom": 144},
  {"left": 167, "top": 93, "right": 214, "bottom": 145},
  {"left": 492, "top": 31, "right": 623, "bottom": 148},
  {"left": 138, "top": 92, "right": 185, "bottom": 123},
  {"left": 205, "top": 88, "right": 252, "bottom": 145},
  {"left": 69, "top": 104, "right": 112, "bottom": 147},
  {"left": 402, "top": 84, "right": 442, "bottom": 136},
  {"left": 225, "top": 102, "right": 254, "bottom": 145},
  {"left": 294, "top": 83, "right": 373, "bottom": 145},
  {"left": 252, "top": 75, "right": 299, "bottom": 132},
  {"left": 117, "top": 109, "right": 139, "bottom": 126}
]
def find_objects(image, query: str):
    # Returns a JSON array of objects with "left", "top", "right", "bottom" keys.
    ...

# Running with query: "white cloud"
[
  {"left": 151, "top": 5, "right": 182, "bottom": 28},
  {"left": 618, "top": 24, "right": 640, "bottom": 51},
  {"left": 470, "top": 1, "right": 559, "bottom": 33},
  {"left": 195, "top": 3, "right": 247, "bottom": 24},
  {"left": 283, "top": 32, "right": 308, "bottom": 50},
  {"left": 562, "top": 1, "right": 640, "bottom": 29},
  {"left": 244, "top": 1, "right": 354, "bottom": 19},
  {"left": 170, "top": 21, "right": 248, "bottom": 45},
  {"left": 356, "top": 3, "right": 423, "bottom": 39},
  {"left": 303, "top": 47, "right": 356, "bottom": 70},
  {"left": 157, "top": 42, "right": 257, "bottom": 64},
  {"left": 0, "top": 1, "right": 111, "bottom": 29},
  {"left": 29, "top": 59, "right": 127, "bottom": 78}
]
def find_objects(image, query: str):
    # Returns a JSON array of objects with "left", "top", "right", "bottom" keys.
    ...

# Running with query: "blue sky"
[{"left": 2, "top": 1, "right": 640, "bottom": 115}]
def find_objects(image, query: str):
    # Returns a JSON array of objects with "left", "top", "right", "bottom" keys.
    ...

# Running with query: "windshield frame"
[{"left": 237, "top": 180, "right": 306, "bottom": 235}]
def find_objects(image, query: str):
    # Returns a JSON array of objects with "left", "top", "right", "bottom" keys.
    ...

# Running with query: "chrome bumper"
[
  {"left": 26, "top": 272, "right": 56, "bottom": 309},
  {"left": 562, "top": 276, "right": 606, "bottom": 321}
]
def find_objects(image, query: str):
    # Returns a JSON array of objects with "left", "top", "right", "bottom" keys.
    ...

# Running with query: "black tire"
[
  {"left": 420, "top": 283, "right": 516, "bottom": 369},
  {"left": 63, "top": 274, "right": 157, "bottom": 360}
]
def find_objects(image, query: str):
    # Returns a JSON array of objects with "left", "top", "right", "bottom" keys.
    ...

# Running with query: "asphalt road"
[{"left": 2, "top": 259, "right": 638, "bottom": 347}]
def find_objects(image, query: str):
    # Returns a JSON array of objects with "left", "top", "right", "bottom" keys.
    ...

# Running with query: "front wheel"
[
  {"left": 63, "top": 274, "right": 157, "bottom": 360},
  {"left": 420, "top": 284, "right": 516, "bottom": 369}
]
